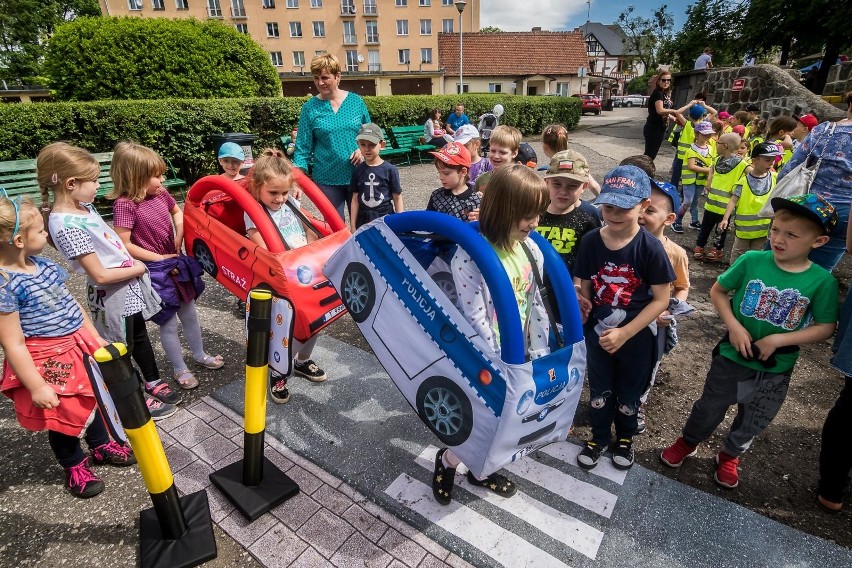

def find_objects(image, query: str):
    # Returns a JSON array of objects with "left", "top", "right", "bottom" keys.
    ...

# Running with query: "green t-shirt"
[
  {"left": 716, "top": 250, "right": 838, "bottom": 373},
  {"left": 495, "top": 241, "right": 534, "bottom": 334}
]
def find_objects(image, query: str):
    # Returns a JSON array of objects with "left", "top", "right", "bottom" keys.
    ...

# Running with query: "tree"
[
  {"left": 45, "top": 17, "right": 281, "bottom": 101},
  {"left": 661, "top": 0, "right": 742, "bottom": 71},
  {"left": 478, "top": 26, "right": 504, "bottom": 33},
  {"left": 617, "top": 4, "right": 674, "bottom": 72},
  {"left": 0, "top": 0, "right": 99, "bottom": 84}
]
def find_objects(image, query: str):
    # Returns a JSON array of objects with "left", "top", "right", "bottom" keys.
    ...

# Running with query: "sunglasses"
[
  {"left": 659, "top": 78, "right": 671, "bottom": 82},
  {"left": 0, "top": 188, "right": 22, "bottom": 245}
]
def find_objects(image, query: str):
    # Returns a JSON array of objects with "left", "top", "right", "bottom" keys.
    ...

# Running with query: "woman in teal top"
[{"left": 294, "top": 54, "right": 371, "bottom": 221}]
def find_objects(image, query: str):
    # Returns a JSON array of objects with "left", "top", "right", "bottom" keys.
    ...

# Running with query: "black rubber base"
[
  {"left": 139, "top": 490, "right": 217, "bottom": 568},
  {"left": 209, "top": 457, "right": 300, "bottom": 521}
]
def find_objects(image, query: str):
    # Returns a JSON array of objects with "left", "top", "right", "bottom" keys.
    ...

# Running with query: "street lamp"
[{"left": 455, "top": 0, "right": 466, "bottom": 95}]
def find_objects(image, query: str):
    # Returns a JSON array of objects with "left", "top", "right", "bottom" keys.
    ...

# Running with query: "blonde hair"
[
  {"left": 463, "top": 137, "right": 481, "bottom": 155},
  {"left": 310, "top": 53, "right": 341, "bottom": 76},
  {"left": 0, "top": 196, "right": 40, "bottom": 245},
  {"left": 36, "top": 142, "right": 100, "bottom": 213},
  {"left": 479, "top": 164, "right": 547, "bottom": 252},
  {"left": 108, "top": 141, "right": 166, "bottom": 202},
  {"left": 248, "top": 148, "right": 294, "bottom": 200},
  {"left": 542, "top": 124, "right": 568, "bottom": 154},
  {"left": 718, "top": 133, "right": 742, "bottom": 152},
  {"left": 489, "top": 125, "right": 522, "bottom": 153}
]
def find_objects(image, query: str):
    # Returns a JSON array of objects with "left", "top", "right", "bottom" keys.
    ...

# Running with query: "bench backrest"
[
  {"left": 390, "top": 125, "right": 426, "bottom": 149},
  {"left": 0, "top": 152, "right": 113, "bottom": 200}
]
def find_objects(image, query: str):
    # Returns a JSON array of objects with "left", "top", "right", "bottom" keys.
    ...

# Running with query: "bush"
[
  {"left": 0, "top": 95, "right": 580, "bottom": 182},
  {"left": 45, "top": 17, "right": 280, "bottom": 101}
]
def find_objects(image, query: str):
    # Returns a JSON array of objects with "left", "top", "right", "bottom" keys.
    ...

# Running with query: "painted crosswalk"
[{"left": 384, "top": 442, "right": 625, "bottom": 567}]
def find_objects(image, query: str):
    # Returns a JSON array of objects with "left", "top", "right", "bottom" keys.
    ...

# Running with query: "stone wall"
[
  {"left": 824, "top": 62, "right": 852, "bottom": 97},
  {"left": 672, "top": 64, "right": 845, "bottom": 122}
]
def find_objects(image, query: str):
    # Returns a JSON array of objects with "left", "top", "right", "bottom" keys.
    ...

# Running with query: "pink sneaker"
[
  {"left": 714, "top": 452, "right": 740, "bottom": 489},
  {"left": 660, "top": 437, "right": 698, "bottom": 468},
  {"left": 64, "top": 458, "right": 104, "bottom": 498},
  {"left": 91, "top": 441, "right": 137, "bottom": 467}
]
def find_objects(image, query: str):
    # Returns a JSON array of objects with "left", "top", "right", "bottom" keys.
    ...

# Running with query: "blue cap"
[
  {"left": 651, "top": 179, "right": 681, "bottom": 213},
  {"left": 689, "top": 104, "right": 706, "bottom": 121},
  {"left": 217, "top": 142, "right": 245, "bottom": 161},
  {"left": 595, "top": 165, "right": 651, "bottom": 209}
]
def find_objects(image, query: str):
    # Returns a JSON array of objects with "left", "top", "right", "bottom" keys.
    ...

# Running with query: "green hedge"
[{"left": 0, "top": 95, "right": 580, "bottom": 182}]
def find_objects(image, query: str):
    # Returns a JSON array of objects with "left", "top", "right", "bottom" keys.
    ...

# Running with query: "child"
[
  {"left": 487, "top": 125, "right": 522, "bottom": 170},
  {"left": 573, "top": 165, "right": 675, "bottom": 470},
  {"left": 244, "top": 149, "right": 326, "bottom": 403},
  {"left": 0, "top": 196, "right": 136, "bottom": 498},
  {"left": 39, "top": 142, "right": 179, "bottom": 420},
  {"left": 671, "top": 99, "right": 717, "bottom": 188},
  {"left": 694, "top": 133, "right": 749, "bottom": 262},
  {"left": 747, "top": 118, "right": 767, "bottom": 153},
  {"left": 542, "top": 123, "right": 602, "bottom": 195},
  {"left": 218, "top": 142, "right": 245, "bottom": 182},
  {"left": 672, "top": 121, "right": 714, "bottom": 233},
  {"left": 348, "top": 123, "right": 403, "bottom": 231},
  {"left": 636, "top": 180, "right": 690, "bottom": 433},
  {"left": 744, "top": 104, "right": 761, "bottom": 139},
  {"left": 110, "top": 142, "right": 224, "bottom": 390},
  {"left": 719, "top": 142, "right": 780, "bottom": 263},
  {"left": 736, "top": 140, "right": 750, "bottom": 158},
  {"left": 791, "top": 114, "right": 818, "bottom": 149},
  {"left": 426, "top": 142, "right": 480, "bottom": 222},
  {"left": 285, "top": 128, "right": 297, "bottom": 157},
  {"left": 661, "top": 194, "right": 839, "bottom": 489},
  {"left": 717, "top": 111, "right": 731, "bottom": 134},
  {"left": 766, "top": 115, "right": 797, "bottom": 169},
  {"left": 730, "top": 111, "right": 749, "bottom": 134},
  {"left": 453, "top": 124, "right": 492, "bottom": 188},
  {"left": 432, "top": 164, "right": 551, "bottom": 505}
]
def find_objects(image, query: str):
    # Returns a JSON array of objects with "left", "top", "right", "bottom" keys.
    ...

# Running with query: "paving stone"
[
  {"left": 209, "top": 413, "right": 243, "bottom": 439},
  {"left": 172, "top": 457, "right": 213, "bottom": 495},
  {"left": 249, "top": 523, "right": 308, "bottom": 566},
  {"left": 416, "top": 554, "right": 452, "bottom": 568},
  {"left": 193, "top": 432, "right": 239, "bottom": 465},
  {"left": 168, "top": 417, "right": 217, "bottom": 446},
  {"left": 271, "top": 491, "right": 322, "bottom": 531},
  {"left": 298, "top": 508, "right": 355, "bottom": 559},
  {"left": 312, "top": 483, "right": 355, "bottom": 515},
  {"left": 265, "top": 447, "right": 296, "bottom": 473},
  {"left": 164, "top": 443, "right": 197, "bottom": 473},
  {"left": 285, "top": 464, "right": 324, "bottom": 495},
  {"left": 291, "top": 547, "right": 336, "bottom": 568},
  {"left": 155, "top": 408, "right": 194, "bottom": 432},
  {"left": 203, "top": 483, "right": 237, "bottom": 523},
  {"left": 342, "top": 504, "right": 390, "bottom": 543},
  {"left": 445, "top": 553, "right": 475, "bottom": 568},
  {"left": 186, "top": 399, "right": 221, "bottom": 422},
  {"left": 331, "top": 532, "right": 393, "bottom": 568},
  {"left": 220, "top": 507, "right": 278, "bottom": 548},
  {"left": 377, "top": 528, "right": 427, "bottom": 568}
]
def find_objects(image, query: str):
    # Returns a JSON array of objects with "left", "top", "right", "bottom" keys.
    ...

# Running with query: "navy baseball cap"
[
  {"left": 595, "top": 165, "right": 651, "bottom": 209},
  {"left": 651, "top": 179, "right": 681, "bottom": 213},
  {"left": 751, "top": 141, "right": 782, "bottom": 158}
]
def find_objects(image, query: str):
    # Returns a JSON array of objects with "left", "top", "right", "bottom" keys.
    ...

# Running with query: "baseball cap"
[
  {"left": 694, "top": 121, "right": 714, "bottom": 135},
  {"left": 430, "top": 142, "right": 471, "bottom": 168},
  {"left": 594, "top": 165, "right": 651, "bottom": 209},
  {"left": 751, "top": 141, "right": 782, "bottom": 158},
  {"left": 689, "top": 104, "right": 706, "bottom": 121},
  {"left": 718, "top": 111, "right": 731, "bottom": 121},
  {"left": 356, "top": 122, "right": 384, "bottom": 144},
  {"left": 732, "top": 124, "right": 746, "bottom": 136},
  {"left": 217, "top": 142, "right": 245, "bottom": 161},
  {"left": 453, "top": 124, "right": 480, "bottom": 144},
  {"left": 794, "top": 113, "right": 818, "bottom": 130},
  {"left": 543, "top": 149, "right": 590, "bottom": 182},
  {"left": 771, "top": 193, "right": 837, "bottom": 235},
  {"left": 651, "top": 179, "right": 681, "bottom": 213}
]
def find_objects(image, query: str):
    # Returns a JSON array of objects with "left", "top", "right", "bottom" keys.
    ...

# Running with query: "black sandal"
[
  {"left": 432, "top": 448, "right": 456, "bottom": 506},
  {"left": 466, "top": 470, "right": 517, "bottom": 497}
]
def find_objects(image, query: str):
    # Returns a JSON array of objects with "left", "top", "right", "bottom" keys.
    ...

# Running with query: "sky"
[{"left": 479, "top": 0, "right": 692, "bottom": 33}]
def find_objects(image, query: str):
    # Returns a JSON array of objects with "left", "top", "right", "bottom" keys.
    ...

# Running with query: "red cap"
[
  {"left": 794, "top": 113, "right": 818, "bottom": 130},
  {"left": 732, "top": 124, "right": 746, "bottom": 135},
  {"left": 430, "top": 142, "right": 471, "bottom": 168},
  {"left": 718, "top": 111, "right": 730, "bottom": 120}
]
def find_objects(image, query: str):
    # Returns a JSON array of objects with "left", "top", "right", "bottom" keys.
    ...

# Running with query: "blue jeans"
[
  {"left": 809, "top": 201, "right": 849, "bottom": 273},
  {"left": 676, "top": 184, "right": 701, "bottom": 225},
  {"left": 830, "top": 284, "right": 852, "bottom": 375},
  {"left": 316, "top": 182, "right": 350, "bottom": 224}
]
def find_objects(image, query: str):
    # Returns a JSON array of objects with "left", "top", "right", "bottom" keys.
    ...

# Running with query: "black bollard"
[
  {"left": 94, "top": 343, "right": 217, "bottom": 568},
  {"left": 209, "top": 289, "right": 300, "bottom": 520}
]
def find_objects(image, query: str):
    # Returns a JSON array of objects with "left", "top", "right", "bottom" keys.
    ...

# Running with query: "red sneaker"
[
  {"left": 714, "top": 452, "right": 740, "bottom": 489},
  {"left": 660, "top": 437, "right": 698, "bottom": 468}
]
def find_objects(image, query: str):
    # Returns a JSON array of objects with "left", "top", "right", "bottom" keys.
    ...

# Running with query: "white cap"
[{"left": 453, "top": 124, "right": 480, "bottom": 144}]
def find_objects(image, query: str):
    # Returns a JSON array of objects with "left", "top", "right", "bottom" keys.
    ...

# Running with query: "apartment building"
[{"left": 100, "top": 0, "right": 480, "bottom": 96}]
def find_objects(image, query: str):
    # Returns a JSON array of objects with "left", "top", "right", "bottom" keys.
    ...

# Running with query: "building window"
[
  {"left": 419, "top": 19, "right": 431, "bottom": 35},
  {"left": 346, "top": 50, "right": 359, "bottom": 72},
  {"left": 395, "top": 0, "right": 406, "bottom": 6},
  {"left": 363, "top": 0, "right": 376, "bottom": 14},
  {"left": 556, "top": 82, "right": 570, "bottom": 97},
  {"left": 315, "top": 50, "right": 326, "bottom": 56},
  {"left": 270, "top": 51, "right": 283, "bottom": 66},
  {"left": 128, "top": 0, "right": 142, "bottom": 10},
  {"left": 368, "top": 49, "right": 380, "bottom": 72},
  {"left": 396, "top": 20, "right": 408, "bottom": 36},
  {"left": 420, "top": 48, "right": 432, "bottom": 64},
  {"left": 262, "top": 0, "right": 275, "bottom": 7},
  {"left": 456, "top": 83, "right": 469, "bottom": 93},
  {"left": 152, "top": 0, "right": 165, "bottom": 9},
  {"left": 398, "top": 49, "right": 410, "bottom": 64},
  {"left": 235, "top": 23, "right": 248, "bottom": 33},
  {"left": 441, "top": 19, "right": 453, "bottom": 33},
  {"left": 267, "top": 22, "right": 280, "bottom": 37},
  {"left": 231, "top": 0, "right": 246, "bottom": 17},
  {"left": 206, "top": 0, "right": 222, "bottom": 17},
  {"left": 289, "top": 22, "right": 302, "bottom": 37},
  {"left": 175, "top": 0, "right": 189, "bottom": 8},
  {"left": 287, "top": 0, "right": 298, "bottom": 7},
  {"left": 442, "top": 0, "right": 452, "bottom": 5},
  {"left": 488, "top": 83, "right": 502, "bottom": 93},
  {"left": 343, "top": 20, "right": 356, "bottom": 44},
  {"left": 310, "top": 0, "right": 322, "bottom": 6},
  {"left": 312, "top": 21, "right": 325, "bottom": 37},
  {"left": 365, "top": 20, "right": 378, "bottom": 43},
  {"left": 419, "top": 0, "right": 430, "bottom": 6},
  {"left": 341, "top": 0, "right": 355, "bottom": 14},
  {"left": 293, "top": 51, "right": 305, "bottom": 67}
]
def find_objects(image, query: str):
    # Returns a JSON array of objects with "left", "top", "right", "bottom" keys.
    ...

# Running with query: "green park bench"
[
  {"left": 388, "top": 125, "right": 438, "bottom": 164},
  {"left": 0, "top": 152, "right": 186, "bottom": 216},
  {"left": 282, "top": 131, "right": 413, "bottom": 168}
]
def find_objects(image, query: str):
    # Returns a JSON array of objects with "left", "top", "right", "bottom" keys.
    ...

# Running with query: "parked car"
[
  {"left": 183, "top": 171, "right": 350, "bottom": 342},
  {"left": 324, "top": 212, "right": 587, "bottom": 478},
  {"left": 573, "top": 93, "right": 601, "bottom": 115},
  {"left": 620, "top": 94, "right": 647, "bottom": 107}
]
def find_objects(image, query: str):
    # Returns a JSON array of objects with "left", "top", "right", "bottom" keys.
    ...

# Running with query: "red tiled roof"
[{"left": 438, "top": 31, "right": 588, "bottom": 77}]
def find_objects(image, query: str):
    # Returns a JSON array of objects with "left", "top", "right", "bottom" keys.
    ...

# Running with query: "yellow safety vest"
[
  {"left": 681, "top": 144, "right": 713, "bottom": 186},
  {"left": 676, "top": 121, "right": 696, "bottom": 160},
  {"left": 705, "top": 157, "right": 749, "bottom": 215},
  {"left": 733, "top": 172, "right": 776, "bottom": 239},
  {"left": 749, "top": 135, "right": 764, "bottom": 153}
]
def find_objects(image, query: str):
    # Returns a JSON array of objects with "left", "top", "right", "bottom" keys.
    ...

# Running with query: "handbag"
[{"left": 758, "top": 122, "right": 836, "bottom": 218}]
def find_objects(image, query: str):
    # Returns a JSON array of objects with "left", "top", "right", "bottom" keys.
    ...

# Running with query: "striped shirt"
[{"left": 0, "top": 257, "right": 83, "bottom": 337}]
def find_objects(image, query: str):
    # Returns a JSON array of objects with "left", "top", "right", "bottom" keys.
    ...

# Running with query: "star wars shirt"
[{"left": 536, "top": 202, "right": 602, "bottom": 272}]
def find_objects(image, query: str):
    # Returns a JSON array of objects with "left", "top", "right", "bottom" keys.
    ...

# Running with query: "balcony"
[
  {"left": 367, "top": 63, "right": 381, "bottom": 72},
  {"left": 340, "top": 2, "right": 356, "bottom": 16},
  {"left": 343, "top": 34, "right": 357, "bottom": 45},
  {"left": 365, "top": 33, "right": 379, "bottom": 44},
  {"left": 230, "top": 6, "right": 247, "bottom": 18}
]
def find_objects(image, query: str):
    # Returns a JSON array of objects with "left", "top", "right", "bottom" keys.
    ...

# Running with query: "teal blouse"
[{"left": 294, "top": 92, "right": 371, "bottom": 186}]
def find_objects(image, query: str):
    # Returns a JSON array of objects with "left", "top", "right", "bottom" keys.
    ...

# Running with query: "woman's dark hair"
[{"left": 429, "top": 108, "right": 441, "bottom": 121}]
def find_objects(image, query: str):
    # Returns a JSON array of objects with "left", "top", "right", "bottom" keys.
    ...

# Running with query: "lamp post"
[{"left": 455, "top": 0, "right": 467, "bottom": 95}]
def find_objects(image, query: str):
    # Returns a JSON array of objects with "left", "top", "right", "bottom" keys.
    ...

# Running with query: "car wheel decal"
[
  {"left": 341, "top": 262, "right": 375, "bottom": 323},
  {"left": 417, "top": 376, "right": 473, "bottom": 446},
  {"left": 431, "top": 271, "right": 457, "bottom": 305},
  {"left": 192, "top": 239, "right": 217, "bottom": 278}
]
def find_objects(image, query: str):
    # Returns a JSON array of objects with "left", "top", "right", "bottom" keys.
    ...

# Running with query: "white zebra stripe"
[{"left": 538, "top": 442, "right": 628, "bottom": 485}]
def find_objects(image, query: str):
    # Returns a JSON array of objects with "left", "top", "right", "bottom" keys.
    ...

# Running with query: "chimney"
[{"left": 532, "top": 27, "right": 542, "bottom": 32}]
